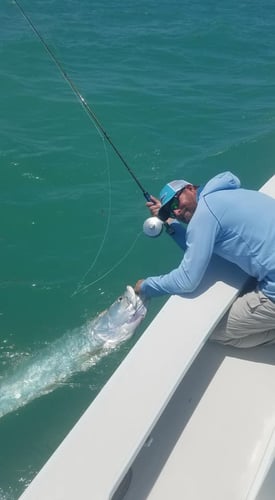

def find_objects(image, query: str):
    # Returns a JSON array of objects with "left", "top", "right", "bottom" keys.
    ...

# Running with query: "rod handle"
[{"left": 144, "top": 192, "right": 156, "bottom": 203}]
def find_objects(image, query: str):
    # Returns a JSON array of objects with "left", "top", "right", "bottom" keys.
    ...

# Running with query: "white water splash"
[
  {"left": 0, "top": 323, "right": 109, "bottom": 419},
  {"left": 0, "top": 286, "right": 147, "bottom": 419}
]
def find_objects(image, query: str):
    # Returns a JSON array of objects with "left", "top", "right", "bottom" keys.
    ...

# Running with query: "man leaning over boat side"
[{"left": 134, "top": 171, "right": 275, "bottom": 348}]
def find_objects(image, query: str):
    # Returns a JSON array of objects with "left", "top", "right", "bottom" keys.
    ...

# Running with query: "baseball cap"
[{"left": 158, "top": 179, "right": 191, "bottom": 221}]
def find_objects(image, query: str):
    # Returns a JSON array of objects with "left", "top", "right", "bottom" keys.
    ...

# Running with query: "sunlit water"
[
  {"left": 1, "top": 0, "right": 275, "bottom": 496},
  {"left": 0, "top": 323, "right": 117, "bottom": 420}
]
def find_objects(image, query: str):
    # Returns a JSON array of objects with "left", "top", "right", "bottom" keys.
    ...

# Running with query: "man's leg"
[{"left": 210, "top": 290, "right": 275, "bottom": 348}]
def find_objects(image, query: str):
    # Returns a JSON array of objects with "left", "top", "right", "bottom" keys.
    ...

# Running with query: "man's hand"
[
  {"left": 146, "top": 195, "right": 161, "bottom": 217},
  {"left": 134, "top": 279, "right": 144, "bottom": 295}
]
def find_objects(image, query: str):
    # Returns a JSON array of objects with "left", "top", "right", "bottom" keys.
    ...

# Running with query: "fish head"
[{"left": 93, "top": 286, "right": 147, "bottom": 345}]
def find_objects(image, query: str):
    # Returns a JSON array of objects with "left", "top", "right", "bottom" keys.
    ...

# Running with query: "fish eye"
[{"left": 118, "top": 296, "right": 123, "bottom": 302}]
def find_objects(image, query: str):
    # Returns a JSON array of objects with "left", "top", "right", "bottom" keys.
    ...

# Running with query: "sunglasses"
[{"left": 168, "top": 189, "right": 185, "bottom": 217}]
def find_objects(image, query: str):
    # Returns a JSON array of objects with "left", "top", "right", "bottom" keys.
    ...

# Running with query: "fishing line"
[
  {"left": 14, "top": 0, "right": 150, "bottom": 294},
  {"left": 71, "top": 137, "right": 112, "bottom": 297},
  {"left": 13, "top": 0, "right": 151, "bottom": 202},
  {"left": 73, "top": 231, "right": 143, "bottom": 295}
]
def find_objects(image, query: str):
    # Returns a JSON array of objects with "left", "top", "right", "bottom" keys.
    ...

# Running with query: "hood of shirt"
[{"left": 199, "top": 171, "right": 241, "bottom": 199}]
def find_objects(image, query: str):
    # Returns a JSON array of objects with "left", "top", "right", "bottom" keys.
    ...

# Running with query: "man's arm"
[{"left": 137, "top": 205, "right": 220, "bottom": 298}]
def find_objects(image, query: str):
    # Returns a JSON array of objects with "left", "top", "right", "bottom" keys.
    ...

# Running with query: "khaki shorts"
[{"left": 210, "top": 290, "right": 275, "bottom": 348}]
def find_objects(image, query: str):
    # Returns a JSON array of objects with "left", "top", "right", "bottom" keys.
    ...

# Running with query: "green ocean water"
[{"left": 1, "top": 0, "right": 275, "bottom": 497}]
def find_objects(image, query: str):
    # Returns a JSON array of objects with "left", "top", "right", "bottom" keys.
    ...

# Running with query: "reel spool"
[{"left": 143, "top": 217, "right": 163, "bottom": 237}]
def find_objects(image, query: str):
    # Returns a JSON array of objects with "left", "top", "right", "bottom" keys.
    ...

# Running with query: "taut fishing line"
[{"left": 14, "top": 0, "right": 148, "bottom": 294}]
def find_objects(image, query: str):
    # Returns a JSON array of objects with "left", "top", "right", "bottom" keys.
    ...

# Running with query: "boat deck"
[
  {"left": 122, "top": 341, "right": 275, "bottom": 500},
  {"left": 20, "top": 176, "right": 275, "bottom": 500}
]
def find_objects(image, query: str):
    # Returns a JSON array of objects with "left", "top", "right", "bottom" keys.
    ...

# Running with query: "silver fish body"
[
  {"left": 0, "top": 286, "right": 147, "bottom": 419},
  {"left": 92, "top": 285, "right": 147, "bottom": 345}
]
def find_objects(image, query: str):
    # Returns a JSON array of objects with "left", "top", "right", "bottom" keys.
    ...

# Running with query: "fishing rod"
[
  {"left": 14, "top": 0, "right": 163, "bottom": 237},
  {"left": 14, "top": 0, "right": 152, "bottom": 202}
]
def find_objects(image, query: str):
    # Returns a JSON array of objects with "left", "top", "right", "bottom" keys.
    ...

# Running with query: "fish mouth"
[
  {"left": 128, "top": 286, "right": 147, "bottom": 321},
  {"left": 124, "top": 285, "right": 147, "bottom": 323},
  {"left": 125, "top": 285, "right": 137, "bottom": 308}
]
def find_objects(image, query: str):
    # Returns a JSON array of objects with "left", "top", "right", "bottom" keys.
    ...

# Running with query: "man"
[{"left": 134, "top": 171, "right": 275, "bottom": 347}]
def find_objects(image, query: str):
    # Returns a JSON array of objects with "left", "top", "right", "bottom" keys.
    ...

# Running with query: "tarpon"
[{"left": 0, "top": 286, "right": 147, "bottom": 419}]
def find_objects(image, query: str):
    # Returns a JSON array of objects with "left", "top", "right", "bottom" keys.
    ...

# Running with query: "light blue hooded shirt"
[{"left": 141, "top": 171, "right": 275, "bottom": 300}]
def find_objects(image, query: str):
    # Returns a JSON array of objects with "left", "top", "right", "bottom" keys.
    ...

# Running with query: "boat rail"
[{"left": 20, "top": 176, "right": 275, "bottom": 500}]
